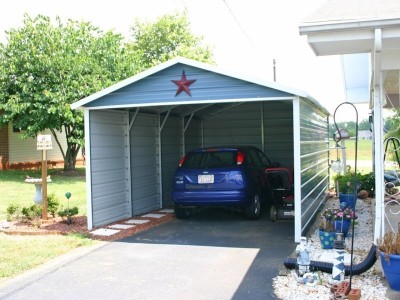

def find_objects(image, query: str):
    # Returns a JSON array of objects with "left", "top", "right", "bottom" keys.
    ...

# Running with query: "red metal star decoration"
[{"left": 171, "top": 70, "right": 196, "bottom": 96}]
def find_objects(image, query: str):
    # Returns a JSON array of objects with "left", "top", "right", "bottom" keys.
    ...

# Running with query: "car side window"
[
  {"left": 247, "top": 149, "right": 262, "bottom": 167},
  {"left": 257, "top": 150, "right": 271, "bottom": 167}
]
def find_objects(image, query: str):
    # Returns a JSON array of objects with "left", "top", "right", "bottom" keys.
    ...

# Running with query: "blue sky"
[{"left": 1, "top": 0, "right": 370, "bottom": 117}]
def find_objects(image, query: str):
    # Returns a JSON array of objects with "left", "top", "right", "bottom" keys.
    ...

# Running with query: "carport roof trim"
[{"left": 71, "top": 56, "right": 320, "bottom": 110}]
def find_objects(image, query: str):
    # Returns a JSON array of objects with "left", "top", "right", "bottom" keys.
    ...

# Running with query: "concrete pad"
[
  {"left": 107, "top": 224, "right": 135, "bottom": 230},
  {"left": 141, "top": 213, "right": 165, "bottom": 219},
  {"left": 159, "top": 209, "right": 174, "bottom": 213},
  {"left": 90, "top": 228, "right": 120, "bottom": 236},
  {"left": 125, "top": 219, "right": 149, "bottom": 224}
]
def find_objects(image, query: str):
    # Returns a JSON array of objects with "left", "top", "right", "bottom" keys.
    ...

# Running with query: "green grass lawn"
[
  {"left": 0, "top": 168, "right": 87, "bottom": 220},
  {"left": 0, "top": 233, "right": 97, "bottom": 284},
  {"left": 330, "top": 139, "right": 373, "bottom": 173},
  {"left": 0, "top": 167, "right": 96, "bottom": 283}
]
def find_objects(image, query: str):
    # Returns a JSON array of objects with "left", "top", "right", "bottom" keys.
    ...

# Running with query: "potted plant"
[
  {"left": 377, "top": 232, "right": 400, "bottom": 291},
  {"left": 318, "top": 208, "right": 336, "bottom": 249},
  {"left": 320, "top": 205, "right": 356, "bottom": 240},
  {"left": 334, "top": 168, "right": 359, "bottom": 210}
]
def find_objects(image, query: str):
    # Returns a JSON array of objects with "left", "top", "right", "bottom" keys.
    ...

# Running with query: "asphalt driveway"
[{"left": 0, "top": 207, "right": 295, "bottom": 300}]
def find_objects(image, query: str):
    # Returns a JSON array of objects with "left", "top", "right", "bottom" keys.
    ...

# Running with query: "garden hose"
[{"left": 283, "top": 244, "right": 377, "bottom": 276}]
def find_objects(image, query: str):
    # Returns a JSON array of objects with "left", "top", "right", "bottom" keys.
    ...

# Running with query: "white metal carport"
[{"left": 72, "top": 57, "right": 330, "bottom": 242}]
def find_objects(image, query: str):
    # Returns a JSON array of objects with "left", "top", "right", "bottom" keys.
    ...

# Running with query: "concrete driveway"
[{"left": 0, "top": 207, "right": 295, "bottom": 300}]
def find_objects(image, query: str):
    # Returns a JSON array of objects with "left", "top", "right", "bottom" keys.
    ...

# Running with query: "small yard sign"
[{"left": 37, "top": 134, "right": 52, "bottom": 150}]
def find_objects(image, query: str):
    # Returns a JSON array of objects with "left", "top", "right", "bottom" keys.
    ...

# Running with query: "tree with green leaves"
[
  {"left": 0, "top": 14, "right": 139, "bottom": 171},
  {"left": 0, "top": 11, "right": 213, "bottom": 171},
  {"left": 129, "top": 10, "right": 214, "bottom": 70}
]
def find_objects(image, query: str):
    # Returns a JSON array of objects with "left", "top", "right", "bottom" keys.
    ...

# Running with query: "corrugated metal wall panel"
[
  {"left": 161, "top": 116, "right": 181, "bottom": 207},
  {"left": 184, "top": 118, "right": 202, "bottom": 154},
  {"left": 130, "top": 113, "right": 160, "bottom": 215},
  {"left": 90, "top": 110, "right": 130, "bottom": 227},
  {"left": 299, "top": 100, "right": 329, "bottom": 234},
  {"left": 264, "top": 101, "right": 294, "bottom": 166},
  {"left": 203, "top": 103, "right": 262, "bottom": 147}
]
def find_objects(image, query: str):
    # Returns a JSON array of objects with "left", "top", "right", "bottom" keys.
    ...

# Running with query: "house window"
[{"left": 12, "top": 124, "right": 27, "bottom": 133}]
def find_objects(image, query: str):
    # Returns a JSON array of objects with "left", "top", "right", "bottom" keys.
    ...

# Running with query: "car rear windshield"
[{"left": 181, "top": 150, "right": 237, "bottom": 169}]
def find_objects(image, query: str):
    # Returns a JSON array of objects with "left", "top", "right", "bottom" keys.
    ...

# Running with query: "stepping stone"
[
  {"left": 159, "top": 209, "right": 174, "bottom": 213},
  {"left": 125, "top": 219, "right": 150, "bottom": 224},
  {"left": 90, "top": 228, "right": 120, "bottom": 236},
  {"left": 108, "top": 224, "right": 135, "bottom": 230},
  {"left": 141, "top": 213, "right": 165, "bottom": 219}
]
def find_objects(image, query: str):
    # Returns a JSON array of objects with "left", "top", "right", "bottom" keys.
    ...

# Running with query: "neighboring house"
[
  {"left": 359, "top": 130, "right": 372, "bottom": 140},
  {"left": 0, "top": 122, "right": 83, "bottom": 170}
]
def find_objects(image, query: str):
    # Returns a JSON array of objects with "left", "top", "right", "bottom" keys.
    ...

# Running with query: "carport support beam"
[
  {"left": 293, "top": 98, "right": 302, "bottom": 243},
  {"left": 158, "top": 109, "right": 172, "bottom": 208},
  {"left": 182, "top": 113, "right": 194, "bottom": 156}
]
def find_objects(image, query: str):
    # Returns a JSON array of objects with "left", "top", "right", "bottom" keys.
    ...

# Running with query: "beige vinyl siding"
[{"left": 8, "top": 123, "right": 82, "bottom": 164}]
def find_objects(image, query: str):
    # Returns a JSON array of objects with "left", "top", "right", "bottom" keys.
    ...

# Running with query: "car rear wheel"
[
  {"left": 244, "top": 193, "right": 261, "bottom": 219},
  {"left": 270, "top": 205, "right": 277, "bottom": 222},
  {"left": 174, "top": 206, "right": 192, "bottom": 219}
]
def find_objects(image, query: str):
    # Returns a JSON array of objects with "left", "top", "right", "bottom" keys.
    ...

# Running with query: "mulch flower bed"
[{"left": 1, "top": 212, "right": 175, "bottom": 242}]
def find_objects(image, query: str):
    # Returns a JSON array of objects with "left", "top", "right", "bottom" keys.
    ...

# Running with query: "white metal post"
[
  {"left": 84, "top": 110, "right": 93, "bottom": 230},
  {"left": 293, "top": 97, "right": 302, "bottom": 242}
]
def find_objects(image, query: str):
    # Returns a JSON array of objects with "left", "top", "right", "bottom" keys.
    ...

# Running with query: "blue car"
[{"left": 172, "top": 146, "right": 273, "bottom": 219}]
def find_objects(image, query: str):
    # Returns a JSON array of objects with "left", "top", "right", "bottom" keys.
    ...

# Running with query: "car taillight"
[
  {"left": 178, "top": 155, "right": 186, "bottom": 167},
  {"left": 236, "top": 151, "right": 245, "bottom": 165}
]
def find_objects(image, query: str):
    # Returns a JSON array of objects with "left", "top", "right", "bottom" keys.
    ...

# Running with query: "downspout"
[{"left": 372, "top": 28, "right": 385, "bottom": 243}]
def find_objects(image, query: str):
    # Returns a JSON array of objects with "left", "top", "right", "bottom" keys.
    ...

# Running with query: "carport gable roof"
[{"left": 71, "top": 57, "right": 325, "bottom": 114}]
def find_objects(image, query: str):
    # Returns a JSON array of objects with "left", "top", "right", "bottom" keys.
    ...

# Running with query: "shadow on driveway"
[{"left": 117, "top": 207, "right": 296, "bottom": 299}]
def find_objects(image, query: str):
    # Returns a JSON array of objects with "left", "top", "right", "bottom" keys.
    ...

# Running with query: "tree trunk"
[{"left": 64, "top": 144, "right": 80, "bottom": 171}]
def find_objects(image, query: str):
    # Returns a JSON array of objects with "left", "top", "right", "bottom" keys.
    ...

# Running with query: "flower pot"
[
  {"left": 380, "top": 252, "right": 400, "bottom": 291},
  {"left": 339, "top": 193, "right": 357, "bottom": 210},
  {"left": 334, "top": 219, "right": 351, "bottom": 238},
  {"left": 319, "top": 229, "right": 335, "bottom": 249}
]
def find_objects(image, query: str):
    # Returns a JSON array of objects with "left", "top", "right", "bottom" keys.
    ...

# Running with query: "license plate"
[{"left": 198, "top": 175, "right": 214, "bottom": 184}]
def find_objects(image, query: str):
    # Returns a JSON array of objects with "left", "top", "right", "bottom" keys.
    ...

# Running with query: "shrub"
[
  {"left": 6, "top": 204, "right": 20, "bottom": 221},
  {"left": 378, "top": 232, "right": 400, "bottom": 255},
  {"left": 58, "top": 206, "right": 79, "bottom": 222},
  {"left": 21, "top": 204, "right": 42, "bottom": 227},
  {"left": 21, "top": 204, "right": 42, "bottom": 220},
  {"left": 47, "top": 193, "right": 60, "bottom": 218},
  {"left": 334, "top": 169, "right": 374, "bottom": 197}
]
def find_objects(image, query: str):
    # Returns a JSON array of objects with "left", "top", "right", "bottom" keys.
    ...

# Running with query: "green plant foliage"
[
  {"left": 58, "top": 206, "right": 79, "bottom": 219},
  {"left": 334, "top": 168, "right": 374, "bottom": 196},
  {"left": 21, "top": 204, "right": 42, "bottom": 220},
  {"left": 6, "top": 204, "right": 20, "bottom": 221},
  {"left": 47, "top": 193, "right": 60, "bottom": 218},
  {"left": 129, "top": 10, "right": 214, "bottom": 70},
  {"left": 0, "top": 12, "right": 213, "bottom": 171}
]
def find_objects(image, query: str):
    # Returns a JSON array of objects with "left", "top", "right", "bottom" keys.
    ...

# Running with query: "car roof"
[{"left": 188, "top": 145, "right": 259, "bottom": 153}]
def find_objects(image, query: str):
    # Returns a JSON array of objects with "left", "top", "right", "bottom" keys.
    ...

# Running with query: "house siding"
[{"left": 4, "top": 123, "right": 83, "bottom": 169}]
